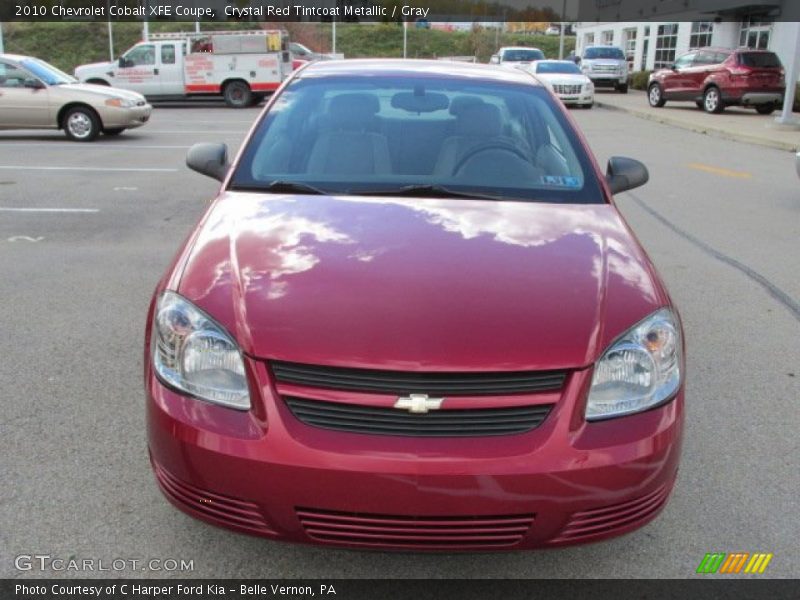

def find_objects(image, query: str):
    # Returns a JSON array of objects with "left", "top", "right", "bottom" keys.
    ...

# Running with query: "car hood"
[
  {"left": 176, "top": 193, "right": 667, "bottom": 371},
  {"left": 536, "top": 73, "right": 590, "bottom": 86},
  {"left": 56, "top": 82, "right": 145, "bottom": 102}
]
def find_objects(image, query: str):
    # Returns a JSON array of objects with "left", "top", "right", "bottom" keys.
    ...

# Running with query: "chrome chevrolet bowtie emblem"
[{"left": 394, "top": 394, "right": 444, "bottom": 414}]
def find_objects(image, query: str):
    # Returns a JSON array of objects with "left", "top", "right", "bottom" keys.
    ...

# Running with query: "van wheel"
[
  {"left": 703, "top": 86, "right": 724, "bottom": 113},
  {"left": 223, "top": 81, "right": 252, "bottom": 108},
  {"left": 648, "top": 83, "right": 666, "bottom": 107},
  {"left": 755, "top": 103, "right": 776, "bottom": 115},
  {"left": 63, "top": 106, "right": 101, "bottom": 142}
]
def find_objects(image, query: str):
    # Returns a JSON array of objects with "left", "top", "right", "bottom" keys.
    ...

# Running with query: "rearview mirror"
[
  {"left": 187, "top": 143, "right": 229, "bottom": 182},
  {"left": 489, "top": 55, "right": 500, "bottom": 65},
  {"left": 606, "top": 156, "right": 649, "bottom": 194}
]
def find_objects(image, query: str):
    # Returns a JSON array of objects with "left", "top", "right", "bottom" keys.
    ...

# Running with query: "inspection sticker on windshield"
[{"left": 541, "top": 175, "right": 582, "bottom": 188}]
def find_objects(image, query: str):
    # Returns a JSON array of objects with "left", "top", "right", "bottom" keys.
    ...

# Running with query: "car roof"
[
  {"left": 298, "top": 59, "right": 544, "bottom": 86},
  {"left": 499, "top": 46, "right": 543, "bottom": 52},
  {"left": 0, "top": 53, "right": 31, "bottom": 63}
]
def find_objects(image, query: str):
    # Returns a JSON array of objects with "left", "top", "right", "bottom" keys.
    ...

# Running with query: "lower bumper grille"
[
  {"left": 553, "top": 84, "right": 583, "bottom": 95},
  {"left": 551, "top": 485, "right": 669, "bottom": 544},
  {"left": 285, "top": 396, "right": 552, "bottom": 437},
  {"left": 152, "top": 461, "right": 274, "bottom": 534},
  {"left": 297, "top": 507, "right": 534, "bottom": 548}
]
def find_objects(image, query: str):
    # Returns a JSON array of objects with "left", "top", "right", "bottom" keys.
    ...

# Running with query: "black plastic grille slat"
[
  {"left": 285, "top": 397, "right": 552, "bottom": 437},
  {"left": 271, "top": 361, "right": 566, "bottom": 396}
]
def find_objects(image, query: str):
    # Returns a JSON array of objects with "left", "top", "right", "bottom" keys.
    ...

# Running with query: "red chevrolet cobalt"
[{"left": 146, "top": 60, "right": 684, "bottom": 550}]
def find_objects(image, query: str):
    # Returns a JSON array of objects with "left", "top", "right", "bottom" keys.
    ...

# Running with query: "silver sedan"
[{"left": 0, "top": 53, "right": 151, "bottom": 141}]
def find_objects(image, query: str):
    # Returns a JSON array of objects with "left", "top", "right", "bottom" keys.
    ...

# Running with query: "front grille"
[
  {"left": 271, "top": 361, "right": 566, "bottom": 396},
  {"left": 551, "top": 485, "right": 669, "bottom": 544},
  {"left": 285, "top": 396, "right": 552, "bottom": 437},
  {"left": 553, "top": 84, "right": 583, "bottom": 95},
  {"left": 152, "top": 461, "right": 274, "bottom": 534},
  {"left": 592, "top": 65, "right": 619, "bottom": 73},
  {"left": 297, "top": 507, "right": 535, "bottom": 548}
]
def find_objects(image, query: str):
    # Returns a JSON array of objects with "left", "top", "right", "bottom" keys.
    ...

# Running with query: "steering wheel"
[{"left": 452, "top": 141, "right": 531, "bottom": 176}]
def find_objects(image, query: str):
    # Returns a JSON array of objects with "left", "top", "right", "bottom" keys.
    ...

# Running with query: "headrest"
[
  {"left": 326, "top": 93, "right": 380, "bottom": 129},
  {"left": 454, "top": 103, "right": 503, "bottom": 136},
  {"left": 449, "top": 95, "right": 484, "bottom": 116}
]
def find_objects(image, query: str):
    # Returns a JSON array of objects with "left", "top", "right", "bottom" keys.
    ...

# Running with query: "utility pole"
[
  {"left": 558, "top": 0, "right": 567, "bottom": 59},
  {"left": 332, "top": 19, "right": 336, "bottom": 55},
  {"left": 0, "top": 22, "right": 4, "bottom": 54},
  {"left": 142, "top": 0, "right": 149, "bottom": 41},
  {"left": 403, "top": 20, "right": 407, "bottom": 58},
  {"left": 776, "top": 21, "right": 800, "bottom": 125}
]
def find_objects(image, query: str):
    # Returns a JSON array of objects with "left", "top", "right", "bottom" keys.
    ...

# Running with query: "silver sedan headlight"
[
  {"left": 151, "top": 291, "right": 250, "bottom": 410},
  {"left": 105, "top": 97, "right": 137, "bottom": 108},
  {"left": 586, "top": 308, "right": 682, "bottom": 421}
]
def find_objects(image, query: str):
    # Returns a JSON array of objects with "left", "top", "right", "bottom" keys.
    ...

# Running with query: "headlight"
[
  {"left": 586, "top": 81, "right": 594, "bottom": 91},
  {"left": 105, "top": 97, "right": 135, "bottom": 108},
  {"left": 151, "top": 291, "right": 250, "bottom": 410},
  {"left": 586, "top": 308, "right": 682, "bottom": 421}
]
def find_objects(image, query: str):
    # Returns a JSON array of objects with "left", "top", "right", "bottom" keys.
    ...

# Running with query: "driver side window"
[
  {"left": 0, "top": 62, "right": 31, "bottom": 88},
  {"left": 673, "top": 53, "right": 696, "bottom": 69}
]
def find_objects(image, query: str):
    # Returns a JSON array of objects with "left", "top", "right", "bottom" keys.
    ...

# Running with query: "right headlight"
[
  {"left": 586, "top": 308, "right": 682, "bottom": 421},
  {"left": 151, "top": 291, "right": 250, "bottom": 410}
]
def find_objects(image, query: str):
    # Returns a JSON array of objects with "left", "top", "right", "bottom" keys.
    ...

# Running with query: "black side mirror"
[
  {"left": 187, "top": 143, "right": 229, "bottom": 182},
  {"left": 606, "top": 156, "right": 649, "bottom": 195},
  {"left": 118, "top": 57, "right": 131, "bottom": 68},
  {"left": 24, "top": 78, "right": 45, "bottom": 90}
]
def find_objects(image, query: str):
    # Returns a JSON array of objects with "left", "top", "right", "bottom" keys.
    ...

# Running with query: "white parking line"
[
  {"left": 0, "top": 207, "right": 99, "bottom": 213},
  {"left": 0, "top": 166, "right": 177, "bottom": 172},
  {"left": 0, "top": 143, "right": 191, "bottom": 150}
]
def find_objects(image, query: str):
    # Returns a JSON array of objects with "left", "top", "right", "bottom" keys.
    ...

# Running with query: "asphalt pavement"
[{"left": 0, "top": 102, "right": 797, "bottom": 579}]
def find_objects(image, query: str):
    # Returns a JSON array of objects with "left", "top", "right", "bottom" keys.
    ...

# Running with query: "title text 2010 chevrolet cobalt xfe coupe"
[{"left": 146, "top": 60, "right": 684, "bottom": 550}]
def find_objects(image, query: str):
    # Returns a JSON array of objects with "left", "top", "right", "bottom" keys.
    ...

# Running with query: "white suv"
[
  {"left": 579, "top": 46, "right": 629, "bottom": 93},
  {"left": 490, "top": 47, "right": 546, "bottom": 70}
]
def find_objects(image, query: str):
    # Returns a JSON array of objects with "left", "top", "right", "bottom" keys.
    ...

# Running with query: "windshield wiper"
[
  {"left": 349, "top": 184, "right": 505, "bottom": 201},
  {"left": 232, "top": 180, "right": 329, "bottom": 195}
]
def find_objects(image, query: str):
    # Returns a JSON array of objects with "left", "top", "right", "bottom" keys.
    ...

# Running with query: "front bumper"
[
  {"left": 147, "top": 359, "right": 684, "bottom": 550},
  {"left": 101, "top": 103, "right": 152, "bottom": 129},
  {"left": 559, "top": 92, "right": 595, "bottom": 106},
  {"left": 586, "top": 74, "right": 626, "bottom": 87}
]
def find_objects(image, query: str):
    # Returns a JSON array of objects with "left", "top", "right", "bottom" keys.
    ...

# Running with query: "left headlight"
[
  {"left": 586, "top": 308, "right": 682, "bottom": 421},
  {"left": 151, "top": 291, "right": 250, "bottom": 410},
  {"left": 105, "top": 97, "right": 136, "bottom": 108}
]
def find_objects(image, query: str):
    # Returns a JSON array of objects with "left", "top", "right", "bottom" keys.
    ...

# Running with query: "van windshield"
[{"left": 231, "top": 75, "right": 604, "bottom": 204}]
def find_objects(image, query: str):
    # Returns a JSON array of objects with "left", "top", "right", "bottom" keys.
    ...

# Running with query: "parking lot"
[{"left": 1, "top": 102, "right": 798, "bottom": 578}]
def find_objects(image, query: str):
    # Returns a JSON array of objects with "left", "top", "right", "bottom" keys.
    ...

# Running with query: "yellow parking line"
[{"left": 687, "top": 163, "right": 752, "bottom": 179}]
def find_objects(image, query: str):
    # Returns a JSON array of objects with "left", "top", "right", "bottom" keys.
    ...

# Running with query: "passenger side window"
[
  {"left": 673, "top": 53, "right": 695, "bottom": 69},
  {"left": 694, "top": 51, "right": 717, "bottom": 66},
  {"left": 124, "top": 45, "right": 156, "bottom": 67},
  {"left": 161, "top": 45, "right": 176, "bottom": 65}
]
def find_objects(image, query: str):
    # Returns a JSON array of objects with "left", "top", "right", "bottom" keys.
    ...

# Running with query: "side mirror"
[
  {"left": 118, "top": 57, "right": 131, "bottom": 68},
  {"left": 187, "top": 143, "right": 229, "bottom": 182},
  {"left": 24, "top": 78, "right": 45, "bottom": 90},
  {"left": 606, "top": 156, "right": 649, "bottom": 195},
  {"left": 489, "top": 55, "right": 500, "bottom": 65}
]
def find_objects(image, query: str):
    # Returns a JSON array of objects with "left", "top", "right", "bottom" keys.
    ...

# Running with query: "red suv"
[{"left": 647, "top": 48, "right": 785, "bottom": 114}]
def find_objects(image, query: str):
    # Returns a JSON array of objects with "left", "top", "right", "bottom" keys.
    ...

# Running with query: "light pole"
[
  {"left": 0, "top": 22, "right": 4, "bottom": 54},
  {"left": 775, "top": 21, "right": 800, "bottom": 126},
  {"left": 558, "top": 0, "right": 567, "bottom": 59},
  {"left": 403, "top": 20, "right": 407, "bottom": 58}
]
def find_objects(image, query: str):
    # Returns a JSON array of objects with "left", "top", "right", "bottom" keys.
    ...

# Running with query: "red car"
[
  {"left": 647, "top": 48, "right": 785, "bottom": 114},
  {"left": 146, "top": 60, "right": 685, "bottom": 550}
]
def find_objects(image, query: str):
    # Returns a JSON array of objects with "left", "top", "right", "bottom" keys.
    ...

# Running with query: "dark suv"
[{"left": 647, "top": 48, "right": 785, "bottom": 114}]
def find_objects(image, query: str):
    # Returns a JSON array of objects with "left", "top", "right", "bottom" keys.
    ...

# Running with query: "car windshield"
[
  {"left": 231, "top": 74, "right": 603, "bottom": 204},
  {"left": 535, "top": 62, "right": 582, "bottom": 74},
  {"left": 502, "top": 49, "right": 545, "bottom": 62},
  {"left": 19, "top": 58, "right": 76, "bottom": 85},
  {"left": 738, "top": 52, "right": 781, "bottom": 68},
  {"left": 584, "top": 47, "right": 625, "bottom": 60}
]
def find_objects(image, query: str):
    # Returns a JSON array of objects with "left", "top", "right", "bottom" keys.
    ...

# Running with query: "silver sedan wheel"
[{"left": 67, "top": 111, "right": 94, "bottom": 140}]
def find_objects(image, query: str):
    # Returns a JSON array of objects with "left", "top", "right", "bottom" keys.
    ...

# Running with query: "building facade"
[{"left": 575, "top": 20, "right": 799, "bottom": 77}]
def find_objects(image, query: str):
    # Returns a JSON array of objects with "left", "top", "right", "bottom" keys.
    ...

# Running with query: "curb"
[{"left": 594, "top": 99, "right": 799, "bottom": 153}]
